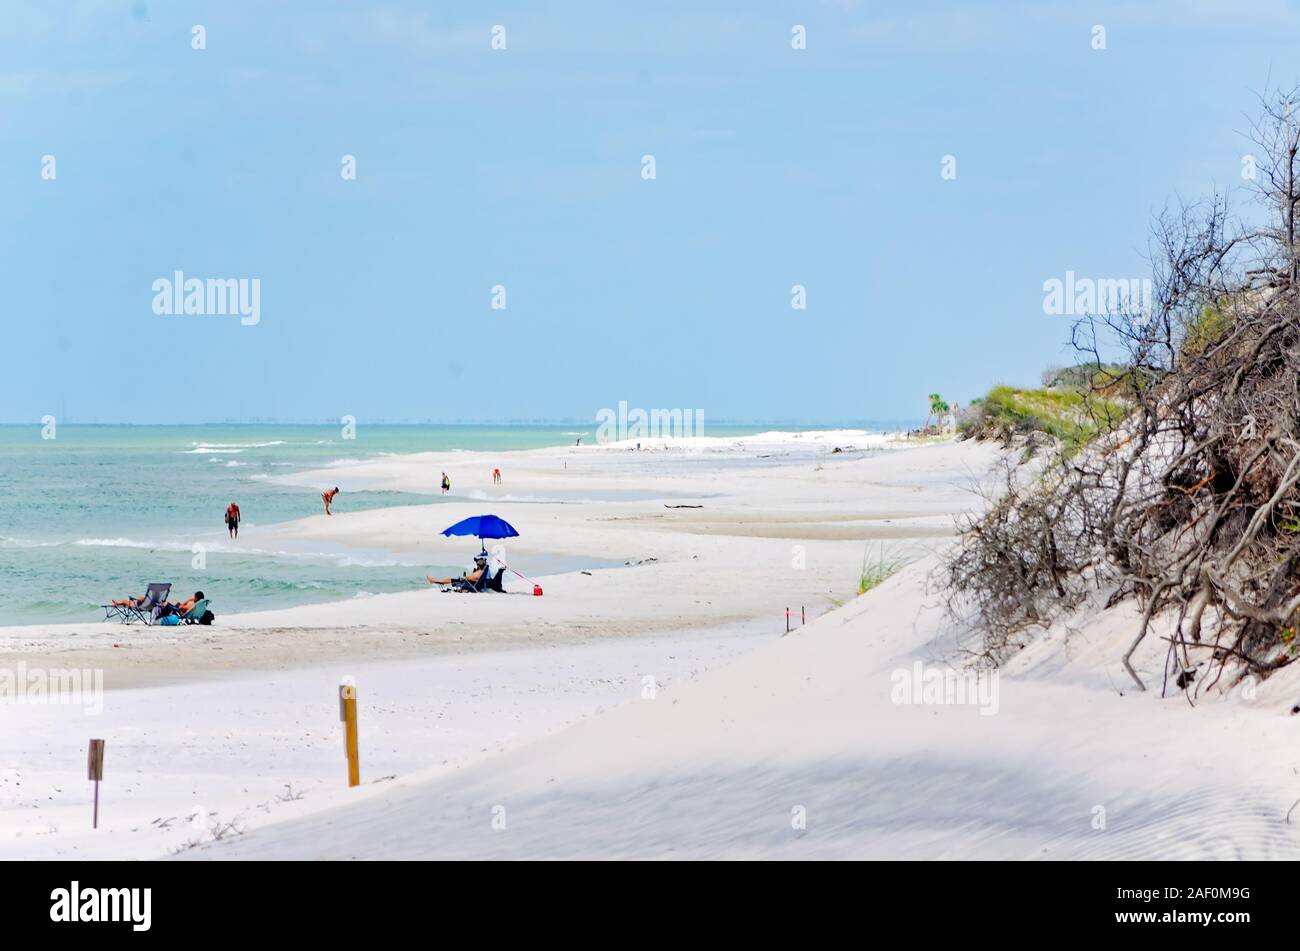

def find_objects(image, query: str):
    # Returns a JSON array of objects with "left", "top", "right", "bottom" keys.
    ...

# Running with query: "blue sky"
[{"left": 2, "top": 0, "right": 1298, "bottom": 424}]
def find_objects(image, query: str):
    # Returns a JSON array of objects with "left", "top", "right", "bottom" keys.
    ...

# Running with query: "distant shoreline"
[
  {"left": 0, "top": 419, "right": 925, "bottom": 430},
  {"left": 1, "top": 427, "right": 915, "bottom": 627}
]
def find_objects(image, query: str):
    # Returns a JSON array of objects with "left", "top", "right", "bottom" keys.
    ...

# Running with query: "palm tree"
[{"left": 925, "top": 392, "right": 949, "bottom": 430}]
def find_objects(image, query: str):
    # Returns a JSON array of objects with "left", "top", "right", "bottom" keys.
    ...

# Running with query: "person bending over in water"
[
  {"left": 225, "top": 501, "right": 241, "bottom": 539},
  {"left": 427, "top": 554, "right": 488, "bottom": 586},
  {"left": 322, "top": 486, "right": 339, "bottom": 515}
]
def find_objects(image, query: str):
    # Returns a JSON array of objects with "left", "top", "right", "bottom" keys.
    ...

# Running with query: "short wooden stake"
[
  {"left": 87, "top": 738, "right": 105, "bottom": 829},
  {"left": 339, "top": 684, "right": 360, "bottom": 787}
]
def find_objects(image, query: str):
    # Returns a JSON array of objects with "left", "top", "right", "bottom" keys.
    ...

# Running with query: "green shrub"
[
  {"left": 1182, "top": 302, "right": 1232, "bottom": 354},
  {"left": 962, "top": 383, "right": 1127, "bottom": 453}
]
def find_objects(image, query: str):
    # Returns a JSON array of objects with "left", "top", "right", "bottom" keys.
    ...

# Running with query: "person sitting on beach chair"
[
  {"left": 111, "top": 586, "right": 174, "bottom": 612},
  {"left": 104, "top": 582, "right": 172, "bottom": 624},
  {"left": 152, "top": 590, "right": 204, "bottom": 622},
  {"left": 170, "top": 590, "right": 204, "bottom": 616},
  {"left": 427, "top": 554, "right": 488, "bottom": 589}
]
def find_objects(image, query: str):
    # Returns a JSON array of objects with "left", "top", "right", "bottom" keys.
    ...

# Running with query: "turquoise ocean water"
[{"left": 0, "top": 424, "right": 775, "bottom": 625}]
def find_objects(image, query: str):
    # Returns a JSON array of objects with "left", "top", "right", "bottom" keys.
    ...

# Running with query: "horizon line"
[{"left": 0, "top": 418, "right": 921, "bottom": 429}]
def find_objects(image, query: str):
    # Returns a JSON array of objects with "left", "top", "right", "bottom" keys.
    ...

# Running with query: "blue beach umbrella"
[{"left": 441, "top": 514, "right": 520, "bottom": 551}]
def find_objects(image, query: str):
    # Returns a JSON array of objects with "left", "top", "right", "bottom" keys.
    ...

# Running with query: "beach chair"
[
  {"left": 452, "top": 567, "right": 504, "bottom": 593},
  {"left": 129, "top": 583, "right": 173, "bottom": 625},
  {"left": 177, "top": 599, "right": 211, "bottom": 625},
  {"left": 101, "top": 602, "right": 132, "bottom": 623},
  {"left": 102, "top": 582, "right": 171, "bottom": 625},
  {"left": 440, "top": 565, "right": 501, "bottom": 593},
  {"left": 448, "top": 574, "right": 485, "bottom": 593}
]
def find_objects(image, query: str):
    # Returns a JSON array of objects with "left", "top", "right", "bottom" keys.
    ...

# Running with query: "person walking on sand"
[
  {"left": 322, "top": 486, "right": 340, "bottom": 515},
  {"left": 492, "top": 467, "right": 502, "bottom": 485},
  {"left": 225, "top": 501, "right": 241, "bottom": 539},
  {"left": 441, "top": 472, "right": 451, "bottom": 495}
]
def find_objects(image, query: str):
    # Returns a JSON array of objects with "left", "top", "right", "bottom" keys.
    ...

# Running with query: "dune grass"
[
  {"left": 962, "top": 384, "right": 1128, "bottom": 453},
  {"left": 859, "top": 545, "right": 911, "bottom": 595}
]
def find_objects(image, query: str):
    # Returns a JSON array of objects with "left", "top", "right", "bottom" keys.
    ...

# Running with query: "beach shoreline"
[
  {"left": 0, "top": 426, "right": 911, "bottom": 628},
  {"left": 0, "top": 429, "right": 977, "bottom": 683},
  {"left": 1, "top": 431, "right": 999, "bottom": 858}
]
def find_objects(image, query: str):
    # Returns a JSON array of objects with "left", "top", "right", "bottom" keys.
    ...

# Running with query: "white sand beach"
[
  {"left": 0, "top": 430, "right": 970, "bottom": 688},
  {"left": 5, "top": 432, "right": 1298, "bottom": 860}
]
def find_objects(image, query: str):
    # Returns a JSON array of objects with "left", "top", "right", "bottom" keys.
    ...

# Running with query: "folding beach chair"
[
  {"left": 448, "top": 566, "right": 504, "bottom": 593},
  {"left": 102, "top": 582, "right": 169, "bottom": 623},
  {"left": 177, "top": 598, "right": 211, "bottom": 625},
  {"left": 101, "top": 602, "right": 131, "bottom": 623},
  {"left": 113, "top": 582, "right": 172, "bottom": 625}
]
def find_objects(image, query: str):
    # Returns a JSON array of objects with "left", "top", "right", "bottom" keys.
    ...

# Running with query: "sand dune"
[{"left": 190, "top": 552, "right": 1300, "bottom": 860}]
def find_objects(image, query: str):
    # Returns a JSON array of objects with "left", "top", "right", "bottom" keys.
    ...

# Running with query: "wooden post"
[
  {"left": 87, "top": 739, "right": 105, "bottom": 829},
  {"left": 339, "top": 684, "right": 359, "bottom": 787},
  {"left": 802, "top": 605, "right": 806, "bottom": 626},
  {"left": 785, "top": 607, "right": 790, "bottom": 634}
]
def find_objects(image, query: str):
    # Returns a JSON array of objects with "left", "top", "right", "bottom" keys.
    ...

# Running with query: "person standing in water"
[
  {"left": 322, "top": 486, "right": 339, "bottom": 515},
  {"left": 225, "top": 501, "right": 241, "bottom": 539},
  {"left": 440, "top": 472, "right": 451, "bottom": 495}
]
